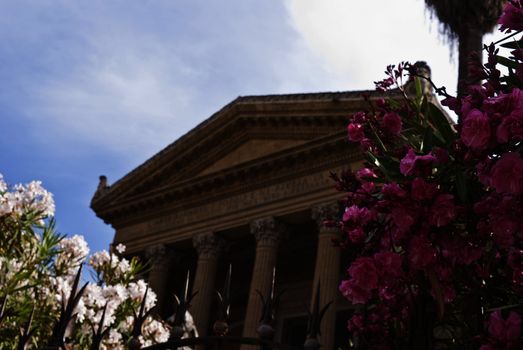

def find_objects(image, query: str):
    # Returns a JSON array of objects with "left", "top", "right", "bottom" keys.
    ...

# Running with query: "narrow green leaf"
[
  {"left": 500, "top": 40, "right": 523, "bottom": 50},
  {"left": 421, "top": 127, "right": 434, "bottom": 153},
  {"left": 496, "top": 55, "right": 519, "bottom": 70},
  {"left": 427, "top": 102, "right": 456, "bottom": 145}
]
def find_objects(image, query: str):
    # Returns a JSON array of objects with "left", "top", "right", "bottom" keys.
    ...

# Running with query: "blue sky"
[{"left": 0, "top": 0, "right": 504, "bottom": 254}]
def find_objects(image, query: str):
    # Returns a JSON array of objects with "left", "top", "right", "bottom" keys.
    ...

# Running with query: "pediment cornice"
[
  {"left": 91, "top": 90, "right": 396, "bottom": 222},
  {"left": 95, "top": 131, "right": 359, "bottom": 225}
]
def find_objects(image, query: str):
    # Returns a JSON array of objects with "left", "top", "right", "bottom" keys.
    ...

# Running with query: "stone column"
[
  {"left": 311, "top": 202, "right": 341, "bottom": 350},
  {"left": 191, "top": 232, "right": 225, "bottom": 337},
  {"left": 242, "top": 217, "right": 284, "bottom": 342},
  {"left": 145, "top": 244, "right": 173, "bottom": 315}
]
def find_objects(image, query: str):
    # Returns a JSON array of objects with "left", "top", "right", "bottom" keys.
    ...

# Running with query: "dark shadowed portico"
[{"left": 91, "top": 90, "right": 400, "bottom": 348}]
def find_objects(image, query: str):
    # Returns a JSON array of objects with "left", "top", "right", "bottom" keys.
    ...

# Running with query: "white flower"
[
  {"left": 127, "top": 280, "right": 157, "bottom": 311},
  {"left": 142, "top": 317, "right": 170, "bottom": 343},
  {"left": 118, "top": 316, "right": 135, "bottom": 333},
  {"left": 51, "top": 276, "right": 72, "bottom": 305},
  {"left": 89, "top": 250, "right": 111, "bottom": 270},
  {"left": 0, "top": 174, "right": 7, "bottom": 193},
  {"left": 76, "top": 298, "right": 87, "bottom": 323},
  {"left": 116, "top": 258, "right": 131, "bottom": 275},
  {"left": 102, "top": 329, "right": 123, "bottom": 349},
  {"left": 0, "top": 178, "right": 55, "bottom": 218},
  {"left": 0, "top": 257, "right": 23, "bottom": 284},
  {"left": 102, "top": 284, "right": 128, "bottom": 305},
  {"left": 82, "top": 284, "right": 105, "bottom": 309},
  {"left": 115, "top": 244, "right": 126, "bottom": 254},
  {"left": 59, "top": 235, "right": 89, "bottom": 260},
  {"left": 56, "top": 235, "right": 90, "bottom": 277}
]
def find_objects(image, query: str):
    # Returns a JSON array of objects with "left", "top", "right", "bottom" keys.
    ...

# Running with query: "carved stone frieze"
[
  {"left": 146, "top": 171, "right": 332, "bottom": 233},
  {"left": 311, "top": 202, "right": 339, "bottom": 226},
  {"left": 250, "top": 217, "right": 285, "bottom": 246},
  {"left": 192, "top": 232, "right": 225, "bottom": 259}
]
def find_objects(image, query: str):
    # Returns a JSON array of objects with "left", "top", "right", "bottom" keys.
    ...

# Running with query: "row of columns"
[{"left": 145, "top": 202, "right": 340, "bottom": 349}]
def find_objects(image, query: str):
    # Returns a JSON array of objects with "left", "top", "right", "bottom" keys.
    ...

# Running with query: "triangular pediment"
[
  {"left": 197, "top": 139, "right": 307, "bottom": 176},
  {"left": 92, "top": 90, "right": 389, "bottom": 220}
]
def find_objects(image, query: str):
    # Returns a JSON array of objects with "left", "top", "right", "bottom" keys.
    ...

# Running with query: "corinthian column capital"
[
  {"left": 311, "top": 202, "right": 339, "bottom": 229},
  {"left": 145, "top": 243, "right": 174, "bottom": 271},
  {"left": 193, "top": 232, "right": 225, "bottom": 259},
  {"left": 250, "top": 217, "right": 285, "bottom": 246}
]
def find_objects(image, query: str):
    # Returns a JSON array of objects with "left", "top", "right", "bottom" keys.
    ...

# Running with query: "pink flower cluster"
[{"left": 337, "top": 3, "right": 523, "bottom": 347}]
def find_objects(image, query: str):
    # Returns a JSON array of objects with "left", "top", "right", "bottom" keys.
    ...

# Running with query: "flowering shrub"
[
  {"left": 0, "top": 175, "right": 169, "bottom": 349},
  {"left": 337, "top": 2, "right": 523, "bottom": 349}
]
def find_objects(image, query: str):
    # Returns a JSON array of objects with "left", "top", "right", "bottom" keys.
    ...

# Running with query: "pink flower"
[
  {"left": 408, "top": 235, "right": 436, "bottom": 270},
  {"left": 487, "top": 310, "right": 521, "bottom": 343},
  {"left": 374, "top": 251, "right": 402, "bottom": 278},
  {"left": 441, "top": 96, "right": 460, "bottom": 113},
  {"left": 499, "top": 0, "right": 523, "bottom": 32},
  {"left": 347, "top": 313, "right": 365, "bottom": 332},
  {"left": 490, "top": 152, "right": 523, "bottom": 195},
  {"left": 483, "top": 89, "right": 523, "bottom": 117},
  {"left": 356, "top": 168, "right": 377, "bottom": 181},
  {"left": 390, "top": 206, "right": 415, "bottom": 233},
  {"left": 340, "top": 257, "right": 379, "bottom": 304},
  {"left": 497, "top": 109, "right": 523, "bottom": 143},
  {"left": 352, "top": 111, "right": 366, "bottom": 123},
  {"left": 400, "top": 149, "right": 436, "bottom": 176},
  {"left": 343, "top": 205, "right": 372, "bottom": 225},
  {"left": 339, "top": 279, "right": 373, "bottom": 305},
  {"left": 348, "top": 227, "right": 366, "bottom": 244},
  {"left": 381, "top": 183, "right": 406, "bottom": 198},
  {"left": 411, "top": 178, "right": 437, "bottom": 201},
  {"left": 382, "top": 112, "right": 402, "bottom": 136},
  {"left": 348, "top": 257, "right": 379, "bottom": 291},
  {"left": 429, "top": 194, "right": 456, "bottom": 227},
  {"left": 461, "top": 109, "right": 491, "bottom": 150},
  {"left": 348, "top": 123, "right": 365, "bottom": 142}
]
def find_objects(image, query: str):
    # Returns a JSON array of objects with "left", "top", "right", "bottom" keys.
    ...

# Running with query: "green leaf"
[
  {"left": 500, "top": 74, "right": 523, "bottom": 89},
  {"left": 500, "top": 40, "right": 523, "bottom": 50},
  {"left": 420, "top": 127, "right": 434, "bottom": 153},
  {"left": 415, "top": 76, "right": 422, "bottom": 97},
  {"left": 365, "top": 152, "right": 401, "bottom": 181},
  {"left": 496, "top": 55, "right": 519, "bottom": 70},
  {"left": 427, "top": 102, "right": 456, "bottom": 145}
]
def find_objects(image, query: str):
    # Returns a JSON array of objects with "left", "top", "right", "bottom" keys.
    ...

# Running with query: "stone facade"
[{"left": 91, "top": 90, "right": 400, "bottom": 348}]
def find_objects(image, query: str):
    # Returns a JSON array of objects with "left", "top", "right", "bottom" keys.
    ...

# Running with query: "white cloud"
[
  {"left": 284, "top": 0, "right": 507, "bottom": 95},
  {"left": 284, "top": 0, "right": 458, "bottom": 91},
  {"left": 34, "top": 40, "right": 199, "bottom": 158}
]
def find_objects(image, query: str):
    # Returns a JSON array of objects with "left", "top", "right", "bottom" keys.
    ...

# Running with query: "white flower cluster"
[
  {"left": 0, "top": 175, "right": 172, "bottom": 348},
  {"left": 89, "top": 249, "right": 132, "bottom": 280},
  {"left": 141, "top": 318, "right": 171, "bottom": 346},
  {"left": 56, "top": 235, "right": 90, "bottom": 277},
  {"left": 0, "top": 256, "right": 23, "bottom": 285},
  {"left": 76, "top": 278, "right": 166, "bottom": 348},
  {"left": 0, "top": 174, "right": 55, "bottom": 218}
]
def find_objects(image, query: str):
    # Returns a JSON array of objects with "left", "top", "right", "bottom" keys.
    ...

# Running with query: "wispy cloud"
[
  {"left": 3, "top": 1, "right": 350, "bottom": 161},
  {"left": 284, "top": 0, "right": 458, "bottom": 91},
  {"left": 31, "top": 39, "right": 200, "bottom": 158}
]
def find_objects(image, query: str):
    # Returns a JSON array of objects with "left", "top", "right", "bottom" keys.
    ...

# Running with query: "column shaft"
[
  {"left": 191, "top": 233, "right": 224, "bottom": 337},
  {"left": 145, "top": 244, "right": 172, "bottom": 316},
  {"left": 242, "top": 217, "right": 283, "bottom": 343},
  {"left": 311, "top": 203, "right": 340, "bottom": 350}
]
